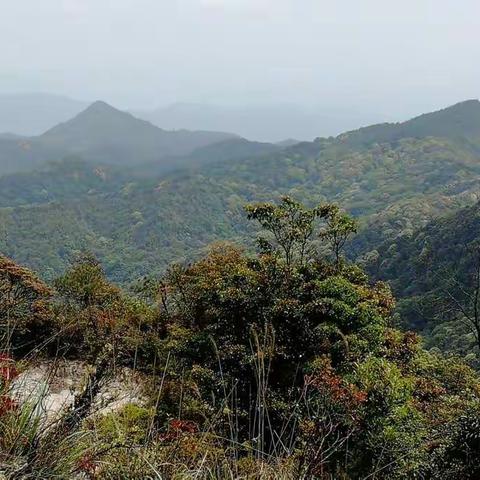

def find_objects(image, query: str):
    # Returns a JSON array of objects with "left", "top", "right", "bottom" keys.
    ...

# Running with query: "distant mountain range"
[
  {"left": 134, "top": 103, "right": 387, "bottom": 142},
  {"left": 1, "top": 99, "right": 480, "bottom": 287},
  {"left": 7, "top": 92, "right": 473, "bottom": 146},
  {"left": 0, "top": 93, "right": 389, "bottom": 143},
  {"left": 37, "top": 100, "right": 238, "bottom": 165},
  {"left": 0, "top": 100, "right": 267, "bottom": 175}
]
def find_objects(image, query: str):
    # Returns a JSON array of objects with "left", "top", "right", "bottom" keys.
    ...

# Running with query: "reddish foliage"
[
  {"left": 0, "top": 354, "right": 18, "bottom": 382},
  {"left": 96, "top": 309, "right": 116, "bottom": 329},
  {"left": 0, "top": 355, "right": 19, "bottom": 419},
  {"left": 383, "top": 330, "right": 420, "bottom": 365},
  {"left": 160, "top": 419, "right": 198, "bottom": 441},
  {"left": 0, "top": 255, "right": 52, "bottom": 297},
  {"left": 0, "top": 395, "right": 18, "bottom": 416},
  {"left": 305, "top": 361, "right": 367, "bottom": 412},
  {"left": 170, "top": 419, "right": 197, "bottom": 433},
  {"left": 414, "top": 377, "right": 447, "bottom": 408},
  {"left": 301, "top": 361, "right": 367, "bottom": 478},
  {"left": 77, "top": 453, "right": 97, "bottom": 475}
]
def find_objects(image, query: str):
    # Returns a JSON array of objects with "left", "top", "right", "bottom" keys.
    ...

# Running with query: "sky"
[{"left": 0, "top": 0, "right": 479, "bottom": 119}]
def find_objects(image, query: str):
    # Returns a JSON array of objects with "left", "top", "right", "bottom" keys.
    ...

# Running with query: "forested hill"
[
  {"left": 363, "top": 201, "right": 480, "bottom": 361},
  {"left": 339, "top": 99, "right": 480, "bottom": 149},
  {"left": 1, "top": 100, "right": 480, "bottom": 283},
  {"left": 366, "top": 201, "right": 480, "bottom": 298},
  {"left": 0, "top": 100, "right": 239, "bottom": 175},
  {"left": 0, "top": 158, "right": 128, "bottom": 207},
  {"left": 39, "top": 101, "right": 237, "bottom": 164}
]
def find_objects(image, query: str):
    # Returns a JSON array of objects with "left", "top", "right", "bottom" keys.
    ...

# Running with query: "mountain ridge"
[
  {"left": 0, "top": 100, "right": 245, "bottom": 175},
  {"left": 338, "top": 99, "right": 480, "bottom": 148},
  {"left": 2, "top": 100, "right": 480, "bottom": 283}
]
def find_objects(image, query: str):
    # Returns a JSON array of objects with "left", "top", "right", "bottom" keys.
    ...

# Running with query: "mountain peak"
[
  {"left": 449, "top": 98, "right": 480, "bottom": 108},
  {"left": 41, "top": 100, "right": 145, "bottom": 139},
  {"left": 415, "top": 98, "right": 480, "bottom": 118},
  {"left": 402, "top": 98, "right": 480, "bottom": 136},
  {"left": 35, "top": 99, "right": 238, "bottom": 168},
  {"left": 81, "top": 100, "right": 126, "bottom": 116}
]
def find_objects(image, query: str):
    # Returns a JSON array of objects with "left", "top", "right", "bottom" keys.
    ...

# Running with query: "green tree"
[
  {"left": 245, "top": 196, "right": 320, "bottom": 266},
  {"left": 53, "top": 252, "right": 155, "bottom": 364},
  {"left": 245, "top": 196, "right": 357, "bottom": 267},
  {"left": 157, "top": 199, "right": 393, "bottom": 463},
  {"left": 318, "top": 204, "right": 358, "bottom": 265}
]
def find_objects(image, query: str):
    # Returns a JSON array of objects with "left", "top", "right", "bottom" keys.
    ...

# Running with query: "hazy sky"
[{"left": 1, "top": 0, "right": 479, "bottom": 117}]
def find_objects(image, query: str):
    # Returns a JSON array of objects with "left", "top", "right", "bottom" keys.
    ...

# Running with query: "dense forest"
[
  {"left": 2, "top": 100, "right": 480, "bottom": 478},
  {"left": 365, "top": 202, "right": 480, "bottom": 364},
  {"left": 1, "top": 197, "right": 480, "bottom": 479},
  {"left": 2, "top": 100, "right": 480, "bottom": 285}
]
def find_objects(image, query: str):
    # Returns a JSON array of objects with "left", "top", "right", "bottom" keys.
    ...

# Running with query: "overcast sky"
[{"left": 1, "top": 0, "right": 479, "bottom": 118}]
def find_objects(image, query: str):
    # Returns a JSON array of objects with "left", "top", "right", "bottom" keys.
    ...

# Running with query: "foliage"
[
  {"left": 245, "top": 197, "right": 357, "bottom": 266},
  {"left": 2, "top": 195, "right": 480, "bottom": 477},
  {"left": 0, "top": 254, "right": 52, "bottom": 354},
  {"left": 245, "top": 196, "right": 322, "bottom": 265},
  {"left": 366, "top": 202, "right": 480, "bottom": 362}
]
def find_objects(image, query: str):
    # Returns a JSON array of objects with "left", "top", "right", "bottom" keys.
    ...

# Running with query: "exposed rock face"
[{"left": 11, "top": 360, "right": 146, "bottom": 424}]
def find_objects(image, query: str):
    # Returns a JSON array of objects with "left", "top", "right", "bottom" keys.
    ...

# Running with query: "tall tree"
[
  {"left": 318, "top": 204, "right": 357, "bottom": 266},
  {"left": 245, "top": 196, "right": 357, "bottom": 266}
]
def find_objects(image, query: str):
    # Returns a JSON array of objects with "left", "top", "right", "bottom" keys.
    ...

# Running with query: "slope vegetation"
[{"left": 1, "top": 100, "right": 480, "bottom": 284}]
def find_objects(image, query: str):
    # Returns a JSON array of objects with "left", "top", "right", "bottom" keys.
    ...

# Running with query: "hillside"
[
  {"left": 0, "top": 158, "right": 127, "bottom": 207},
  {"left": 38, "top": 101, "right": 237, "bottom": 165},
  {"left": 1, "top": 101, "right": 480, "bottom": 283},
  {"left": 0, "top": 101, "right": 240, "bottom": 175},
  {"left": 340, "top": 99, "right": 480, "bottom": 150},
  {"left": 0, "top": 136, "right": 56, "bottom": 177},
  {"left": 135, "top": 137, "right": 281, "bottom": 177},
  {"left": 362, "top": 201, "right": 480, "bottom": 360}
]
